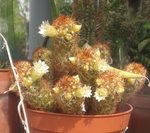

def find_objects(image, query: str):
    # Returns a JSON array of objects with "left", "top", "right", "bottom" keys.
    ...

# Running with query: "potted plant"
[
  {"left": 8, "top": 15, "right": 149, "bottom": 133},
  {"left": 0, "top": 54, "right": 22, "bottom": 133}
]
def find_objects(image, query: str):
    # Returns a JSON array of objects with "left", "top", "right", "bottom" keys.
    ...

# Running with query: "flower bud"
[
  {"left": 47, "top": 26, "right": 58, "bottom": 37},
  {"left": 72, "top": 24, "right": 81, "bottom": 32}
]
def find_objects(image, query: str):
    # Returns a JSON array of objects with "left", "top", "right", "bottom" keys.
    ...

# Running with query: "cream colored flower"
[
  {"left": 33, "top": 60, "right": 49, "bottom": 74},
  {"left": 92, "top": 48, "right": 109, "bottom": 72},
  {"left": 96, "top": 78, "right": 102, "bottom": 86},
  {"left": 72, "top": 24, "right": 82, "bottom": 32},
  {"left": 95, "top": 48, "right": 101, "bottom": 57},
  {"left": 31, "top": 60, "right": 49, "bottom": 81},
  {"left": 65, "top": 33, "right": 73, "bottom": 40},
  {"left": 64, "top": 92, "right": 72, "bottom": 100},
  {"left": 116, "top": 86, "right": 124, "bottom": 94},
  {"left": 97, "top": 60, "right": 109, "bottom": 72},
  {"left": 76, "top": 86, "right": 92, "bottom": 98},
  {"left": 81, "top": 102, "right": 86, "bottom": 112},
  {"left": 38, "top": 21, "right": 58, "bottom": 37},
  {"left": 73, "top": 75, "right": 80, "bottom": 82},
  {"left": 69, "top": 57, "right": 76, "bottom": 64},
  {"left": 94, "top": 88, "right": 108, "bottom": 102},
  {"left": 82, "top": 85, "right": 92, "bottom": 98},
  {"left": 53, "top": 87, "right": 59, "bottom": 94}
]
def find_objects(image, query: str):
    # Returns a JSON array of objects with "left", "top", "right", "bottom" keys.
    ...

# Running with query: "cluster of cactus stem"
[
  {"left": 49, "top": 15, "right": 81, "bottom": 81},
  {"left": 59, "top": 1, "right": 72, "bottom": 16},
  {"left": 32, "top": 47, "right": 53, "bottom": 81},
  {"left": 72, "top": 0, "right": 106, "bottom": 46},
  {"left": 122, "top": 62, "right": 148, "bottom": 101},
  {"left": 10, "top": 15, "right": 149, "bottom": 115},
  {"left": 9, "top": 59, "right": 55, "bottom": 111}
]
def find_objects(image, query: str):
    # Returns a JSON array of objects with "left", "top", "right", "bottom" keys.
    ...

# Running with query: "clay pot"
[
  {"left": 127, "top": 87, "right": 150, "bottom": 133},
  {"left": 0, "top": 69, "right": 22, "bottom": 133},
  {"left": 26, "top": 104, "right": 133, "bottom": 133}
]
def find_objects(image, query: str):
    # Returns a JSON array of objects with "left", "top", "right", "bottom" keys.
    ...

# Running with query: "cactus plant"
[
  {"left": 23, "top": 78, "right": 55, "bottom": 111},
  {"left": 39, "top": 15, "right": 81, "bottom": 81},
  {"left": 9, "top": 15, "right": 149, "bottom": 115},
  {"left": 92, "top": 70, "right": 125, "bottom": 114},
  {"left": 123, "top": 62, "right": 148, "bottom": 100},
  {"left": 72, "top": 0, "right": 106, "bottom": 46},
  {"left": 53, "top": 75, "right": 92, "bottom": 114},
  {"left": 32, "top": 47, "right": 53, "bottom": 81}
]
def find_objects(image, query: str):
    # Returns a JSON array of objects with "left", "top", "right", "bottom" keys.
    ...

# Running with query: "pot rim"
[
  {"left": 0, "top": 69, "right": 9, "bottom": 72},
  {"left": 26, "top": 103, "right": 133, "bottom": 118}
]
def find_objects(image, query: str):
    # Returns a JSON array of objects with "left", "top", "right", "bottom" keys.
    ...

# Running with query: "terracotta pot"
[
  {"left": 26, "top": 104, "right": 133, "bottom": 133},
  {"left": 0, "top": 69, "right": 23, "bottom": 133},
  {"left": 127, "top": 89, "right": 150, "bottom": 133},
  {"left": 0, "top": 69, "right": 10, "bottom": 92}
]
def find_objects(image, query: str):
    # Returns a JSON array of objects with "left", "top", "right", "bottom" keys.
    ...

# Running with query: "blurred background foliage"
[
  {"left": 51, "top": 0, "right": 73, "bottom": 17},
  {"left": 0, "top": 0, "right": 28, "bottom": 68},
  {"left": 102, "top": 0, "right": 150, "bottom": 71}
]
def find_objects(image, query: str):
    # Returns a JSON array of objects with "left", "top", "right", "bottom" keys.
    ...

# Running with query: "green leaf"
[
  {"left": 49, "top": 0, "right": 59, "bottom": 20},
  {"left": 142, "top": 33, "right": 150, "bottom": 40},
  {"left": 129, "top": 47, "right": 138, "bottom": 54},
  {"left": 141, "top": 52, "right": 150, "bottom": 57},
  {"left": 141, "top": 56, "right": 150, "bottom": 67},
  {"left": 144, "top": 23, "right": 150, "bottom": 30},
  {"left": 138, "top": 38, "right": 150, "bottom": 52}
]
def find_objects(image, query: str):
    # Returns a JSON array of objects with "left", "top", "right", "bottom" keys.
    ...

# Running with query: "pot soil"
[
  {"left": 26, "top": 104, "right": 133, "bottom": 133},
  {"left": 0, "top": 69, "right": 22, "bottom": 133}
]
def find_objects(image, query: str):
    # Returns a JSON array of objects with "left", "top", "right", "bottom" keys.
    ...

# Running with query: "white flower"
[
  {"left": 82, "top": 86, "right": 92, "bottom": 98},
  {"left": 33, "top": 60, "right": 49, "bottom": 75},
  {"left": 75, "top": 86, "right": 92, "bottom": 98},
  {"left": 31, "top": 60, "right": 49, "bottom": 81},
  {"left": 81, "top": 102, "right": 86, "bottom": 112},
  {"left": 94, "top": 91, "right": 106, "bottom": 102},
  {"left": 98, "top": 60, "right": 109, "bottom": 72},
  {"left": 38, "top": 21, "right": 57, "bottom": 37},
  {"left": 38, "top": 21, "right": 49, "bottom": 36},
  {"left": 94, "top": 88, "right": 108, "bottom": 102}
]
